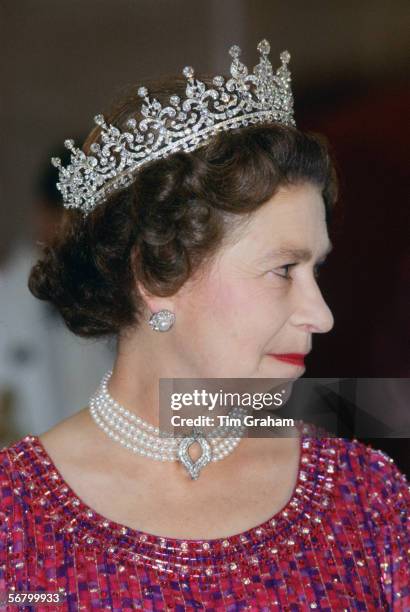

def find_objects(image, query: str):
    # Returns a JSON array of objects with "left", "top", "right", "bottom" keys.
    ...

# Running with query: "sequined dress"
[{"left": 0, "top": 427, "right": 408, "bottom": 611}]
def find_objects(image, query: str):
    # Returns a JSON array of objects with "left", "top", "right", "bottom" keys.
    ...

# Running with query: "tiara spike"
[
  {"left": 280, "top": 50, "right": 291, "bottom": 64},
  {"left": 182, "top": 66, "right": 195, "bottom": 79},
  {"left": 53, "top": 39, "right": 296, "bottom": 215},
  {"left": 137, "top": 86, "right": 148, "bottom": 99},
  {"left": 93, "top": 114, "right": 106, "bottom": 127},
  {"left": 229, "top": 44, "right": 241, "bottom": 59},
  {"left": 64, "top": 139, "right": 75, "bottom": 151},
  {"left": 257, "top": 39, "right": 270, "bottom": 56},
  {"left": 51, "top": 157, "right": 62, "bottom": 168}
]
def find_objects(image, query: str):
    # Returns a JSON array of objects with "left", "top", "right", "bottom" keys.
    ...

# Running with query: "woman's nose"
[{"left": 291, "top": 281, "right": 334, "bottom": 334}]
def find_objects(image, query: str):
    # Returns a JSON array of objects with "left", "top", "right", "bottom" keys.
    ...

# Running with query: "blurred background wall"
[{"left": 0, "top": 1, "right": 409, "bottom": 469}]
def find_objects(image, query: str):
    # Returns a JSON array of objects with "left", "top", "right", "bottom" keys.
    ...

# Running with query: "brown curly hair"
[{"left": 28, "top": 77, "right": 339, "bottom": 339}]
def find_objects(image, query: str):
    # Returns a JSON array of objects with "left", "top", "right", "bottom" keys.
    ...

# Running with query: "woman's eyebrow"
[{"left": 259, "top": 241, "right": 333, "bottom": 263}]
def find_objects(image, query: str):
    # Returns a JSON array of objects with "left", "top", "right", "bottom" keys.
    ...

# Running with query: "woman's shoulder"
[
  {"left": 332, "top": 435, "right": 408, "bottom": 487},
  {"left": 0, "top": 433, "right": 42, "bottom": 490},
  {"left": 0, "top": 434, "right": 37, "bottom": 523},
  {"left": 318, "top": 434, "right": 409, "bottom": 522},
  {"left": 0, "top": 410, "right": 87, "bottom": 505}
]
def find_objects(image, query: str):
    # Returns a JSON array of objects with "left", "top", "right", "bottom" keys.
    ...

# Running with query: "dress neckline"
[{"left": 10, "top": 421, "right": 338, "bottom": 578}]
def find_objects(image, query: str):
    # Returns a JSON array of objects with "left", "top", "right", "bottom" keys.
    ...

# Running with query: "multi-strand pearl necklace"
[{"left": 89, "top": 371, "right": 249, "bottom": 479}]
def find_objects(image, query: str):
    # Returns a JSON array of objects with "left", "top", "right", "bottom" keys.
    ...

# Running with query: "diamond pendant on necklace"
[{"left": 177, "top": 426, "right": 212, "bottom": 480}]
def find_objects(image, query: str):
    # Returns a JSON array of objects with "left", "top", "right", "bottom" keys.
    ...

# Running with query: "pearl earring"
[{"left": 148, "top": 309, "right": 176, "bottom": 332}]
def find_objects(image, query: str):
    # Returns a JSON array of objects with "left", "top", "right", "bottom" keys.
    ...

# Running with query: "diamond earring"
[{"left": 148, "top": 309, "right": 176, "bottom": 332}]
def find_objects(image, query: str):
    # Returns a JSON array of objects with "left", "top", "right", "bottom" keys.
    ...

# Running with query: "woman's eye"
[
  {"left": 273, "top": 262, "right": 324, "bottom": 280},
  {"left": 274, "top": 264, "right": 295, "bottom": 279}
]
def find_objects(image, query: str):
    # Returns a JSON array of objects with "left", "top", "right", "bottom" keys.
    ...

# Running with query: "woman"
[{"left": 0, "top": 41, "right": 408, "bottom": 610}]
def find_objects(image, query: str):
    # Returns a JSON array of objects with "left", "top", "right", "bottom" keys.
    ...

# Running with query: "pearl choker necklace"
[{"left": 89, "top": 371, "right": 249, "bottom": 480}]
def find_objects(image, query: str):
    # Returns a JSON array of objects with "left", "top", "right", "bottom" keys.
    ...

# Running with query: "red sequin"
[{"left": 0, "top": 427, "right": 408, "bottom": 611}]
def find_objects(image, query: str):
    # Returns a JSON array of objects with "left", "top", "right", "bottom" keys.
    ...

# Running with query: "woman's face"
[{"left": 169, "top": 181, "right": 334, "bottom": 379}]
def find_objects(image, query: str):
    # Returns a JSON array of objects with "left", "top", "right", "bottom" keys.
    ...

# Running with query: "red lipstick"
[{"left": 268, "top": 353, "right": 307, "bottom": 366}]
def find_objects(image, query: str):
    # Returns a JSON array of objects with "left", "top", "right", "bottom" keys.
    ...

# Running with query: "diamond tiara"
[{"left": 51, "top": 39, "right": 295, "bottom": 216}]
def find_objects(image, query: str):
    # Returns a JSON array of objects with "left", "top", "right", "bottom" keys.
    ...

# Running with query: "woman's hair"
[{"left": 28, "top": 77, "right": 339, "bottom": 339}]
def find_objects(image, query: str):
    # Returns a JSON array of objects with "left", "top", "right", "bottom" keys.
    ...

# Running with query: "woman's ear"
[
  {"left": 130, "top": 245, "right": 178, "bottom": 315},
  {"left": 135, "top": 279, "right": 176, "bottom": 318}
]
